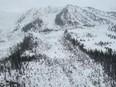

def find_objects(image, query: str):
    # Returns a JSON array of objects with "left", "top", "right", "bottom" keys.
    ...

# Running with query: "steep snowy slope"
[
  {"left": 55, "top": 5, "right": 116, "bottom": 53},
  {"left": 55, "top": 5, "right": 116, "bottom": 27},
  {"left": 15, "top": 7, "right": 61, "bottom": 32},
  {"left": 0, "top": 29, "right": 115, "bottom": 87},
  {"left": 68, "top": 25, "right": 116, "bottom": 53},
  {"left": 0, "top": 5, "right": 116, "bottom": 87}
]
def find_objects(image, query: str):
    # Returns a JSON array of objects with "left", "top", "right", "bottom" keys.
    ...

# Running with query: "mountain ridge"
[{"left": 0, "top": 5, "right": 116, "bottom": 87}]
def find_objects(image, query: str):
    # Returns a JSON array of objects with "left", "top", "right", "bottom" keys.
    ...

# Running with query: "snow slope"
[
  {"left": 68, "top": 25, "right": 116, "bottom": 53},
  {"left": 0, "top": 5, "right": 116, "bottom": 87},
  {"left": 0, "top": 29, "right": 115, "bottom": 87}
]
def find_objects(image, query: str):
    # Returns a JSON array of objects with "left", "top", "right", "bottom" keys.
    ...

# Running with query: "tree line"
[{"left": 64, "top": 30, "right": 116, "bottom": 80}]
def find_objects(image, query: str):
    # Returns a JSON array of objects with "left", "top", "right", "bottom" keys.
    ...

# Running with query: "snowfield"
[
  {"left": 0, "top": 29, "right": 115, "bottom": 87},
  {"left": 0, "top": 5, "right": 116, "bottom": 87},
  {"left": 68, "top": 25, "right": 116, "bottom": 53}
]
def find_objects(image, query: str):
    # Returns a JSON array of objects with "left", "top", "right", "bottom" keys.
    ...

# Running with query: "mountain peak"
[
  {"left": 65, "top": 4, "right": 81, "bottom": 11},
  {"left": 0, "top": 4, "right": 116, "bottom": 87}
]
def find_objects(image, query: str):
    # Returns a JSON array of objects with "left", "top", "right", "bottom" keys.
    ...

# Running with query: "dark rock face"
[{"left": 22, "top": 18, "right": 43, "bottom": 32}]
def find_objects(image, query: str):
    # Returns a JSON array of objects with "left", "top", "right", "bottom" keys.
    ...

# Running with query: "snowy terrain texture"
[{"left": 0, "top": 5, "right": 116, "bottom": 87}]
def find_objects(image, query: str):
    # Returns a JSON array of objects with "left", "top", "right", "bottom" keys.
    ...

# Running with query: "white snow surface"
[
  {"left": 68, "top": 25, "right": 116, "bottom": 52},
  {"left": 0, "top": 5, "right": 116, "bottom": 87},
  {"left": 0, "top": 29, "right": 115, "bottom": 87}
]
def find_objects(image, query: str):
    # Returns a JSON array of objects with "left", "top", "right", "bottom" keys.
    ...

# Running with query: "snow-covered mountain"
[
  {"left": 55, "top": 5, "right": 115, "bottom": 27},
  {"left": 0, "top": 5, "right": 116, "bottom": 87}
]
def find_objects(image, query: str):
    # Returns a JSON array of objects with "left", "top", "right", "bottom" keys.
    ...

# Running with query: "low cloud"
[{"left": 0, "top": 0, "right": 116, "bottom": 12}]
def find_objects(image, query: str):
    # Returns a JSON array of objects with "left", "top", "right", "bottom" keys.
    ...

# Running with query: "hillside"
[{"left": 0, "top": 5, "right": 116, "bottom": 87}]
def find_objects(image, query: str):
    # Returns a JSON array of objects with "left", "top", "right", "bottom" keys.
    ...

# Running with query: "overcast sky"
[{"left": 0, "top": 0, "right": 116, "bottom": 12}]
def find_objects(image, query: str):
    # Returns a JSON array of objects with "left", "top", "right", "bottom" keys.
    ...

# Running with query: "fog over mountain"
[{"left": 0, "top": 0, "right": 116, "bottom": 12}]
